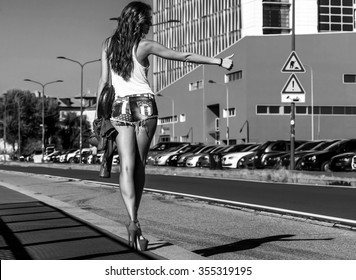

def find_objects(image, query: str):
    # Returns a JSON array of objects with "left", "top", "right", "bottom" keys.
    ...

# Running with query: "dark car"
[
  {"left": 329, "top": 152, "right": 356, "bottom": 172},
  {"left": 197, "top": 143, "right": 254, "bottom": 168},
  {"left": 166, "top": 144, "right": 203, "bottom": 166},
  {"left": 146, "top": 142, "right": 189, "bottom": 165},
  {"left": 298, "top": 139, "right": 356, "bottom": 171},
  {"left": 274, "top": 140, "right": 338, "bottom": 169},
  {"left": 252, "top": 140, "right": 306, "bottom": 169}
]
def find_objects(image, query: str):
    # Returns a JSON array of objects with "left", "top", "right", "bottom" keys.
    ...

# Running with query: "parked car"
[
  {"left": 298, "top": 139, "right": 356, "bottom": 171},
  {"left": 53, "top": 150, "right": 67, "bottom": 163},
  {"left": 329, "top": 152, "right": 356, "bottom": 172},
  {"left": 237, "top": 151, "right": 258, "bottom": 169},
  {"left": 276, "top": 140, "right": 339, "bottom": 169},
  {"left": 153, "top": 144, "right": 191, "bottom": 166},
  {"left": 166, "top": 144, "right": 203, "bottom": 166},
  {"left": 252, "top": 140, "right": 305, "bottom": 169},
  {"left": 197, "top": 143, "right": 254, "bottom": 168},
  {"left": 186, "top": 145, "right": 222, "bottom": 168},
  {"left": 222, "top": 144, "right": 260, "bottom": 169},
  {"left": 74, "top": 149, "right": 92, "bottom": 163},
  {"left": 59, "top": 149, "right": 77, "bottom": 163},
  {"left": 147, "top": 142, "right": 189, "bottom": 165},
  {"left": 43, "top": 150, "right": 61, "bottom": 162},
  {"left": 176, "top": 145, "right": 216, "bottom": 167}
]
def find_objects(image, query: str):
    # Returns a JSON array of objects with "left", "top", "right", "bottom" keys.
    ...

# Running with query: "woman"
[{"left": 97, "top": 1, "right": 233, "bottom": 251}]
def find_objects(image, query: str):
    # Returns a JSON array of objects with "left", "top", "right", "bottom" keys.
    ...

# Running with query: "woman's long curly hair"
[{"left": 106, "top": 1, "right": 152, "bottom": 81}]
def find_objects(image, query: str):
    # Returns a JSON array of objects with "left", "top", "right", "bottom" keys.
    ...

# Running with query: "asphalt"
[
  {"left": 0, "top": 167, "right": 205, "bottom": 260},
  {"left": 1, "top": 161, "right": 355, "bottom": 260}
]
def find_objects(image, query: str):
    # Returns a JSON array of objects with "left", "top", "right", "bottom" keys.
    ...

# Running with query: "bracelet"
[{"left": 219, "top": 58, "right": 223, "bottom": 66}]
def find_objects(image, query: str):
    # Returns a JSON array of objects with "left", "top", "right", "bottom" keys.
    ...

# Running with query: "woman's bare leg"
[
  {"left": 115, "top": 125, "right": 137, "bottom": 222},
  {"left": 134, "top": 118, "right": 157, "bottom": 210}
]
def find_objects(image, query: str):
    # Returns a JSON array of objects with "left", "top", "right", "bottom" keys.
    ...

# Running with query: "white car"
[
  {"left": 153, "top": 144, "right": 190, "bottom": 166},
  {"left": 185, "top": 146, "right": 221, "bottom": 168},
  {"left": 222, "top": 144, "right": 260, "bottom": 169}
]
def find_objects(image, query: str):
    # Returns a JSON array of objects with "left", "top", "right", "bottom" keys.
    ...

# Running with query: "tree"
[
  {"left": 57, "top": 112, "right": 91, "bottom": 150},
  {"left": 2, "top": 89, "right": 42, "bottom": 155}
]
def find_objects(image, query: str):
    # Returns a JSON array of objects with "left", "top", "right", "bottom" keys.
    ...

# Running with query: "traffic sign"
[
  {"left": 281, "top": 73, "right": 305, "bottom": 103},
  {"left": 281, "top": 51, "right": 305, "bottom": 73}
]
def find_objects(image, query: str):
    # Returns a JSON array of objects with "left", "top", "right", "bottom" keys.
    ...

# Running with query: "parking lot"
[{"left": 3, "top": 139, "right": 356, "bottom": 173}]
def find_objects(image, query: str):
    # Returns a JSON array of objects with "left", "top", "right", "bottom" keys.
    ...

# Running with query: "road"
[
  {"left": 1, "top": 164, "right": 356, "bottom": 222},
  {"left": 0, "top": 164, "right": 356, "bottom": 260}
]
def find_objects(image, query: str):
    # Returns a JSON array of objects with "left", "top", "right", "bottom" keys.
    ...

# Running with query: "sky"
[{"left": 0, "top": 0, "right": 153, "bottom": 99}]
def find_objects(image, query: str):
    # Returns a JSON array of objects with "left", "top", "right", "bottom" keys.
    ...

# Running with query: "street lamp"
[
  {"left": 208, "top": 80, "right": 230, "bottom": 145},
  {"left": 157, "top": 93, "right": 175, "bottom": 141},
  {"left": 0, "top": 94, "right": 7, "bottom": 161},
  {"left": 239, "top": 120, "right": 250, "bottom": 143},
  {"left": 24, "top": 79, "right": 63, "bottom": 162},
  {"left": 56, "top": 56, "right": 100, "bottom": 163},
  {"left": 304, "top": 64, "right": 314, "bottom": 141}
]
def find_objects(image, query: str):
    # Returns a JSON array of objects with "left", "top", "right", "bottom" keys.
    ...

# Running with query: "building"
[{"left": 152, "top": 0, "right": 356, "bottom": 145}]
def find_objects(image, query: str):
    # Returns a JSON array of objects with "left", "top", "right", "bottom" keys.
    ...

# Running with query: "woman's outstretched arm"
[{"left": 138, "top": 39, "right": 234, "bottom": 70}]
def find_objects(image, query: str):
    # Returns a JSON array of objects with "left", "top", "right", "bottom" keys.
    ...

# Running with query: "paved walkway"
[{"left": 0, "top": 185, "right": 161, "bottom": 260}]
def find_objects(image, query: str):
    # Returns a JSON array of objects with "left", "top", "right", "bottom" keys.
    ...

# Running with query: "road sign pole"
[
  {"left": 290, "top": 0, "right": 296, "bottom": 170},
  {"left": 290, "top": 102, "right": 295, "bottom": 170}
]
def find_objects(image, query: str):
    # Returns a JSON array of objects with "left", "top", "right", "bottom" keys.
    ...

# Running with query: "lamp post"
[
  {"left": 24, "top": 79, "right": 63, "bottom": 162},
  {"left": 239, "top": 120, "right": 250, "bottom": 143},
  {"left": 208, "top": 80, "right": 230, "bottom": 145},
  {"left": 157, "top": 93, "right": 175, "bottom": 141},
  {"left": 0, "top": 94, "right": 7, "bottom": 160},
  {"left": 304, "top": 64, "right": 314, "bottom": 141},
  {"left": 57, "top": 56, "right": 100, "bottom": 163}
]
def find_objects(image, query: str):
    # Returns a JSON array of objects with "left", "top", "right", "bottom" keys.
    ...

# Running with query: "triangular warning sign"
[
  {"left": 281, "top": 51, "right": 305, "bottom": 73},
  {"left": 281, "top": 73, "right": 305, "bottom": 94}
]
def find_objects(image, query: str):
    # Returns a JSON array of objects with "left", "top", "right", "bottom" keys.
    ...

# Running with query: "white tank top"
[{"left": 110, "top": 47, "right": 154, "bottom": 97}]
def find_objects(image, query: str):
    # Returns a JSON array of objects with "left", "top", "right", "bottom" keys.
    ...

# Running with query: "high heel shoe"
[
  {"left": 135, "top": 220, "right": 149, "bottom": 251},
  {"left": 126, "top": 221, "right": 139, "bottom": 249}
]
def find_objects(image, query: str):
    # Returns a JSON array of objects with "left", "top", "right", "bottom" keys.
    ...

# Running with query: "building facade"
[{"left": 152, "top": 0, "right": 356, "bottom": 145}]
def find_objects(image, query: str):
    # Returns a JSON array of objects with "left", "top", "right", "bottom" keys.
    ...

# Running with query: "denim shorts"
[{"left": 110, "top": 93, "right": 158, "bottom": 128}]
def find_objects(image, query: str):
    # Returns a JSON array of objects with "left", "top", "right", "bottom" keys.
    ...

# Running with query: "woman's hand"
[{"left": 221, "top": 54, "right": 234, "bottom": 70}]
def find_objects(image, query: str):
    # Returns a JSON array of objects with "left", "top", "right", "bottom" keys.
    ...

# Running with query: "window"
[
  {"left": 343, "top": 74, "right": 356, "bottom": 83},
  {"left": 189, "top": 80, "right": 204, "bottom": 91},
  {"left": 223, "top": 107, "right": 236, "bottom": 118},
  {"left": 158, "top": 115, "right": 178, "bottom": 125},
  {"left": 296, "top": 106, "right": 307, "bottom": 114},
  {"left": 180, "top": 114, "right": 186, "bottom": 122},
  {"left": 263, "top": 2, "right": 290, "bottom": 34},
  {"left": 257, "top": 105, "right": 356, "bottom": 116},
  {"left": 257, "top": 106, "right": 268, "bottom": 114},
  {"left": 269, "top": 106, "right": 281, "bottom": 114},
  {"left": 318, "top": 0, "right": 354, "bottom": 32},
  {"left": 225, "top": 70, "right": 242, "bottom": 83}
]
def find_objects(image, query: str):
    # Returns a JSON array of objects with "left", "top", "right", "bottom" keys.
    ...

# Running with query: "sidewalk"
[
  {"left": 0, "top": 184, "right": 161, "bottom": 260},
  {"left": 0, "top": 172, "right": 204, "bottom": 260}
]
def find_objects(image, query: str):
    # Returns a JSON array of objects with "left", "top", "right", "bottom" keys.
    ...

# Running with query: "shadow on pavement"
[
  {"left": 192, "top": 234, "right": 334, "bottom": 257},
  {"left": 0, "top": 186, "right": 158, "bottom": 260}
]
